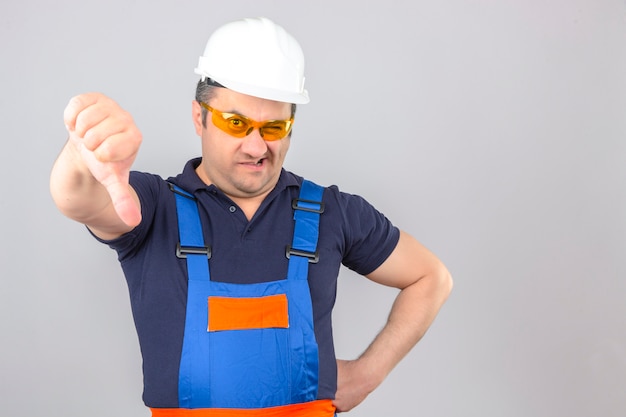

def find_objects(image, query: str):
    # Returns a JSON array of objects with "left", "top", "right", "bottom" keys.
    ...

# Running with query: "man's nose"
[{"left": 240, "top": 128, "right": 268, "bottom": 157}]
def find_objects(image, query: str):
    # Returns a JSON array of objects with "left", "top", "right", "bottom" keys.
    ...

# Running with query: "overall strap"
[
  {"left": 286, "top": 180, "right": 324, "bottom": 281},
  {"left": 169, "top": 183, "right": 211, "bottom": 282}
]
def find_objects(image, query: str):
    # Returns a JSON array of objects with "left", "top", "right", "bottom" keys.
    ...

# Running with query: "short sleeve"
[{"left": 332, "top": 188, "right": 400, "bottom": 276}]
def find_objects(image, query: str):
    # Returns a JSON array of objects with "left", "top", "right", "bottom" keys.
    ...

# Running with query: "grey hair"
[
  {"left": 195, "top": 79, "right": 219, "bottom": 128},
  {"left": 195, "top": 79, "right": 297, "bottom": 129}
]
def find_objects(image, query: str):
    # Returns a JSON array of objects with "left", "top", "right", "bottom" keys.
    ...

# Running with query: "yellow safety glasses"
[{"left": 199, "top": 102, "right": 293, "bottom": 141}]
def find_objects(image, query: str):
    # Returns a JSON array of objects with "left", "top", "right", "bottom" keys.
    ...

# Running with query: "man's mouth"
[{"left": 241, "top": 158, "right": 265, "bottom": 167}]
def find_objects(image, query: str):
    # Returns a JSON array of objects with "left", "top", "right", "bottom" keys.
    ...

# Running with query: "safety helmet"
[{"left": 194, "top": 17, "right": 309, "bottom": 104}]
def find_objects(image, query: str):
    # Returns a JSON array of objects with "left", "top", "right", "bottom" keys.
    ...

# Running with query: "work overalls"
[{"left": 151, "top": 181, "right": 336, "bottom": 417}]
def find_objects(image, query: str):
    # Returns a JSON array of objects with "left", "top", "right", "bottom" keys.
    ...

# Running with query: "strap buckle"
[
  {"left": 285, "top": 245, "right": 319, "bottom": 264},
  {"left": 176, "top": 243, "right": 212, "bottom": 259},
  {"left": 292, "top": 198, "right": 325, "bottom": 214}
]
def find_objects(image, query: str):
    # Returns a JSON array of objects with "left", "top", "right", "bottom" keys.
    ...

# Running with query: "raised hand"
[{"left": 62, "top": 93, "right": 143, "bottom": 228}]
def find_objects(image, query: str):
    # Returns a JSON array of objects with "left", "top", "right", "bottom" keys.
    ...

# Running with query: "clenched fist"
[{"left": 62, "top": 93, "right": 142, "bottom": 228}]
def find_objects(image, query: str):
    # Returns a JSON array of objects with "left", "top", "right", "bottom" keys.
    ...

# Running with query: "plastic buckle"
[
  {"left": 285, "top": 245, "right": 319, "bottom": 264},
  {"left": 292, "top": 198, "right": 325, "bottom": 214},
  {"left": 176, "top": 243, "right": 212, "bottom": 259}
]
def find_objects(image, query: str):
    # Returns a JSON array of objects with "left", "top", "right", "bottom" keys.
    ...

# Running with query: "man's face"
[{"left": 192, "top": 88, "right": 292, "bottom": 202}]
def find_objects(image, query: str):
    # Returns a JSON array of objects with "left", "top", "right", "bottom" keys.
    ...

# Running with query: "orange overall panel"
[{"left": 207, "top": 294, "right": 289, "bottom": 331}]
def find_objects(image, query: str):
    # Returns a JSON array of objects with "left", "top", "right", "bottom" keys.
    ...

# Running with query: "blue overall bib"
[{"left": 168, "top": 181, "right": 334, "bottom": 414}]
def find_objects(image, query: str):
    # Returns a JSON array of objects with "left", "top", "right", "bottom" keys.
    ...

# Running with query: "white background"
[{"left": 1, "top": 1, "right": 625, "bottom": 416}]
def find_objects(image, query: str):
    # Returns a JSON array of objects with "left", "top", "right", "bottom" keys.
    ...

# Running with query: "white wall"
[{"left": 1, "top": 1, "right": 625, "bottom": 416}]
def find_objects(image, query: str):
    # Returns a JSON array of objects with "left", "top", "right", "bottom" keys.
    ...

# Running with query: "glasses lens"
[
  {"left": 260, "top": 121, "right": 292, "bottom": 141},
  {"left": 213, "top": 112, "right": 251, "bottom": 138}
]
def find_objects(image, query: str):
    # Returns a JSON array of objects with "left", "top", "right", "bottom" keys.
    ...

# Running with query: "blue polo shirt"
[{"left": 99, "top": 158, "right": 400, "bottom": 408}]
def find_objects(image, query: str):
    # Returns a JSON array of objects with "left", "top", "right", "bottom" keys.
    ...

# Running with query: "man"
[{"left": 50, "top": 17, "right": 452, "bottom": 416}]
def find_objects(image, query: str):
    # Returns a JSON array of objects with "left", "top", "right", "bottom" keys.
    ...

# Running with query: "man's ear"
[{"left": 191, "top": 100, "right": 204, "bottom": 136}]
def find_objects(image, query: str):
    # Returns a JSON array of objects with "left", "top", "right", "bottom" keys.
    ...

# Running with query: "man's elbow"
[{"left": 433, "top": 262, "right": 453, "bottom": 303}]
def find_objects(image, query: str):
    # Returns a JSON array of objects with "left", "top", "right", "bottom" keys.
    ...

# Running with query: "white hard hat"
[{"left": 194, "top": 17, "right": 309, "bottom": 104}]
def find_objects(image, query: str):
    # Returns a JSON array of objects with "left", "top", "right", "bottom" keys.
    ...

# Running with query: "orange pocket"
[{"left": 208, "top": 294, "right": 289, "bottom": 332}]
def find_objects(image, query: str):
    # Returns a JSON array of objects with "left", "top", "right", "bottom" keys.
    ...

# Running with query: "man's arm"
[
  {"left": 50, "top": 93, "right": 142, "bottom": 240},
  {"left": 333, "top": 230, "right": 453, "bottom": 412}
]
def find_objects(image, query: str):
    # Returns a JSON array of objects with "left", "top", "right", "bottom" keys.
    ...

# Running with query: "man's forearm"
[
  {"left": 359, "top": 267, "right": 452, "bottom": 387},
  {"left": 334, "top": 258, "right": 452, "bottom": 412}
]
